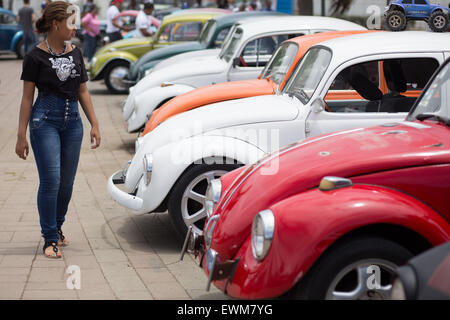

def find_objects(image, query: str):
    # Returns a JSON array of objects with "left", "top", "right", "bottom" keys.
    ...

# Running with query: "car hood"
[
  {"left": 124, "top": 94, "right": 299, "bottom": 191},
  {"left": 132, "top": 54, "right": 227, "bottom": 95},
  {"left": 212, "top": 121, "right": 450, "bottom": 260},
  {"left": 129, "top": 42, "right": 206, "bottom": 79},
  {"left": 143, "top": 78, "right": 277, "bottom": 134},
  {"left": 97, "top": 37, "right": 153, "bottom": 56}
]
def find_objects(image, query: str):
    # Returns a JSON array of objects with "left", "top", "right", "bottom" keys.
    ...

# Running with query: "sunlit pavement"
[{"left": 0, "top": 54, "right": 226, "bottom": 300}]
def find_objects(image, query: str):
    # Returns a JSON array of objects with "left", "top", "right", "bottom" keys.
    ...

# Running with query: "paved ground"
[{"left": 0, "top": 54, "right": 226, "bottom": 300}]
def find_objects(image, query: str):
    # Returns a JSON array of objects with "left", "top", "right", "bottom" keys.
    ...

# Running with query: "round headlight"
[
  {"left": 251, "top": 210, "right": 275, "bottom": 261},
  {"left": 205, "top": 179, "right": 222, "bottom": 217},
  {"left": 143, "top": 153, "right": 153, "bottom": 185}
]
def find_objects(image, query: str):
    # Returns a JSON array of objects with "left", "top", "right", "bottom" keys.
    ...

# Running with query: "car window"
[
  {"left": 158, "top": 21, "right": 202, "bottom": 42},
  {"left": 414, "top": 0, "right": 427, "bottom": 5},
  {"left": 283, "top": 47, "right": 332, "bottom": 105},
  {"left": 261, "top": 42, "right": 299, "bottom": 85},
  {"left": 199, "top": 20, "right": 216, "bottom": 44},
  {"left": 325, "top": 58, "right": 440, "bottom": 113},
  {"left": 238, "top": 34, "right": 303, "bottom": 68},
  {"left": 213, "top": 27, "right": 230, "bottom": 48},
  {"left": 403, "top": 0, "right": 412, "bottom": 4},
  {"left": 408, "top": 63, "right": 449, "bottom": 121},
  {"left": 0, "top": 13, "right": 15, "bottom": 25},
  {"left": 219, "top": 27, "right": 242, "bottom": 62}
]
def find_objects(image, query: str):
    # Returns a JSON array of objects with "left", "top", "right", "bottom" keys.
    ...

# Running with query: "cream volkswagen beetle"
[
  {"left": 108, "top": 31, "right": 450, "bottom": 236},
  {"left": 123, "top": 16, "right": 366, "bottom": 133}
]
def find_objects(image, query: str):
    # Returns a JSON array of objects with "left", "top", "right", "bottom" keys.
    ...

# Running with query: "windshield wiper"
[{"left": 416, "top": 113, "right": 450, "bottom": 126}]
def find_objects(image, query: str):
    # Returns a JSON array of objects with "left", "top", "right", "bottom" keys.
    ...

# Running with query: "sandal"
[
  {"left": 57, "top": 228, "right": 69, "bottom": 247},
  {"left": 43, "top": 241, "right": 61, "bottom": 259}
]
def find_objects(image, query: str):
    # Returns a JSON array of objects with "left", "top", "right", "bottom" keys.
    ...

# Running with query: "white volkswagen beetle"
[
  {"left": 108, "top": 31, "right": 450, "bottom": 236},
  {"left": 122, "top": 16, "right": 366, "bottom": 133}
]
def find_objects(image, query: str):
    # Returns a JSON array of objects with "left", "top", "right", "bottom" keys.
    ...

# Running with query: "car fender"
[
  {"left": 10, "top": 30, "right": 22, "bottom": 52},
  {"left": 91, "top": 51, "right": 137, "bottom": 79},
  {"left": 225, "top": 184, "right": 450, "bottom": 299},
  {"left": 126, "top": 84, "right": 196, "bottom": 132},
  {"left": 134, "top": 135, "right": 265, "bottom": 213}
]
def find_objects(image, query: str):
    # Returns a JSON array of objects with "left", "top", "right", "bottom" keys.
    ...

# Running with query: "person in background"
[
  {"left": 81, "top": 4, "right": 100, "bottom": 61},
  {"left": 41, "top": 0, "right": 52, "bottom": 14},
  {"left": 263, "top": 0, "right": 273, "bottom": 11},
  {"left": 82, "top": 0, "right": 95, "bottom": 18},
  {"left": 135, "top": 2, "right": 155, "bottom": 37},
  {"left": 106, "top": 0, "right": 129, "bottom": 42},
  {"left": 18, "top": 0, "right": 37, "bottom": 54},
  {"left": 238, "top": 0, "right": 247, "bottom": 11},
  {"left": 128, "top": 0, "right": 141, "bottom": 10},
  {"left": 193, "top": 0, "right": 202, "bottom": 8},
  {"left": 248, "top": 1, "right": 258, "bottom": 11}
]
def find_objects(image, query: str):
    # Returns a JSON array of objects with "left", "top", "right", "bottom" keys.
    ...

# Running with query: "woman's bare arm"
[
  {"left": 15, "top": 81, "right": 35, "bottom": 159},
  {"left": 78, "top": 82, "right": 101, "bottom": 149}
]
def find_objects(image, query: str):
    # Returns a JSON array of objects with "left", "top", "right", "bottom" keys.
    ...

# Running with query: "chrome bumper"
[{"left": 107, "top": 170, "right": 144, "bottom": 211}]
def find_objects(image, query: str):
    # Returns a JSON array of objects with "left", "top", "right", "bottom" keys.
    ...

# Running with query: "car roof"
[
  {"left": 0, "top": 8, "right": 14, "bottom": 16},
  {"left": 234, "top": 16, "right": 366, "bottom": 39},
  {"left": 317, "top": 31, "right": 450, "bottom": 59},
  {"left": 163, "top": 9, "right": 227, "bottom": 24},
  {"left": 212, "top": 11, "right": 286, "bottom": 27}
]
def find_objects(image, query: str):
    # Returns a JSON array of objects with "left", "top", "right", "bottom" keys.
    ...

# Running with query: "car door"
[
  {"left": 305, "top": 53, "right": 444, "bottom": 138},
  {"left": 412, "top": 0, "right": 431, "bottom": 18},
  {"left": 402, "top": 0, "right": 414, "bottom": 15},
  {"left": 227, "top": 32, "right": 305, "bottom": 82},
  {"left": 0, "top": 11, "right": 19, "bottom": 51}
]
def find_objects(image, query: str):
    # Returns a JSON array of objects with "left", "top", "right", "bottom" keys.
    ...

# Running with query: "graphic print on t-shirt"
[{"left": 49, "top": 56, "right": 76, "bottom": 81}]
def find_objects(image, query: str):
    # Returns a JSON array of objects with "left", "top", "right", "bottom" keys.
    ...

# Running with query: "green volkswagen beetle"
[{"left": 88, "top": 9, "right": 229, "bottom": 94}]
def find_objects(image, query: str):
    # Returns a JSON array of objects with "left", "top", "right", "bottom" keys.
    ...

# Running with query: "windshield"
[
  {"left": 407, "top": 62, "right": 450, "bottom": 123},
  {"left": 219, "top": 27, "right": 243, "bottom": 62},
  {"left": 261, "top": 42, "right": 298, "bottom": 85},
  {"left": 283, "top": 47, "right": 332, "bottom": 105},
  {"left": 199, "top": 20, "right": 217, "bottom": 44}
]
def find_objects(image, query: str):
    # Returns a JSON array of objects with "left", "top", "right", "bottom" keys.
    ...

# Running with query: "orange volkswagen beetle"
[{"left": 141, "top": 29, "right": 421, "bottom": 136}]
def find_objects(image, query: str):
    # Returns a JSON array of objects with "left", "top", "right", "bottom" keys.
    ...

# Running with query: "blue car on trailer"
[
  {"left": 0, "top": 8, "right": 24, "bottom": 58},
  {"left": 385, "top": 0, "right": 449, "bottom": 32}
]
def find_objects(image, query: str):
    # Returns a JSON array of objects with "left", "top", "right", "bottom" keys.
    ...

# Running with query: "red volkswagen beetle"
[{"left": 181, "top": 58, "right": 450, "bottom": 300}]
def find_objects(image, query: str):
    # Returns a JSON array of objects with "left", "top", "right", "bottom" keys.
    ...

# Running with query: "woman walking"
[
  {"left": 15, "top": 1, "right": 101, "bottom": 258},
  {"left": 81, "top": 4, "right": 100, "bottom": 62}
]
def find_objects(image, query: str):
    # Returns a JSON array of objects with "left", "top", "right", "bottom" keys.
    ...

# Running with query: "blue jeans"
[
  {"left": 29, "top": 93, "right": 83, "bottom": 243},
  {"left": 82, "top": 33, "right": 97, "bottom": 62}
]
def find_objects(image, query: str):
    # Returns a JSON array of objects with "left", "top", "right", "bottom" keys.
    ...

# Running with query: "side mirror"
[
  {"left": 311, "top": 98, "right": 325, "bottom": 113},
  {"left": 232, "top": 57, "right": 240, "bottom": 68}
]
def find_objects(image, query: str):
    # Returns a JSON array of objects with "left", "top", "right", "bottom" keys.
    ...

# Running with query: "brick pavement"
[{"left": 0, "top": 54, "right": 227, "bottom": 300}]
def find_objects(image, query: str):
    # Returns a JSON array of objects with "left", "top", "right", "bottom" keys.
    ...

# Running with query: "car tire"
[
  {"left": 168, "top": 160, "right": 241, "bottom": 237},
  {"left": 104, "top": 60, "right": 130, "bottom": 94},
  {"left": 386, "top": 10, "right": 407, "bottom": 31},
  {"left": 428, "top": 11, "right": 449, "bottom": 32},
  {"left": 289, "top": 235, "right": 413, "bottom": 300},
  {"left": 15, "top": 39, "right": 24, "bottom": 59}
]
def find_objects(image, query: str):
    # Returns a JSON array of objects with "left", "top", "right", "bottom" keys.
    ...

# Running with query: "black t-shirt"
[{"left": 20, "top": 45, "right": 88, "bottom": 101}]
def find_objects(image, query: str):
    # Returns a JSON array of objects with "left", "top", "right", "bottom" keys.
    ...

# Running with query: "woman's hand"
[
  {"left": 90, "top": 125, "right": 101, "bottom": 149},
  {"left": 15, "top": 136, "right": 29, "bottom": 160}
]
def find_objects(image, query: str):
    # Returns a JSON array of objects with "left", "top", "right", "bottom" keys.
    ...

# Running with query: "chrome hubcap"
[
  {"left": 109, "top": 66, "right": 129, "bottom": 91},
  {"left": 326, "top": 259, "right": 397, "bottom": 300},
  {"left": 434, "top": 16, "right": 445, "bottom": 28},
  {"left": 389, "top": 15, "right": 402, "bottom": 27},
  {"left": 181, "top": 170, "right": 228, "bottom": 235}
]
